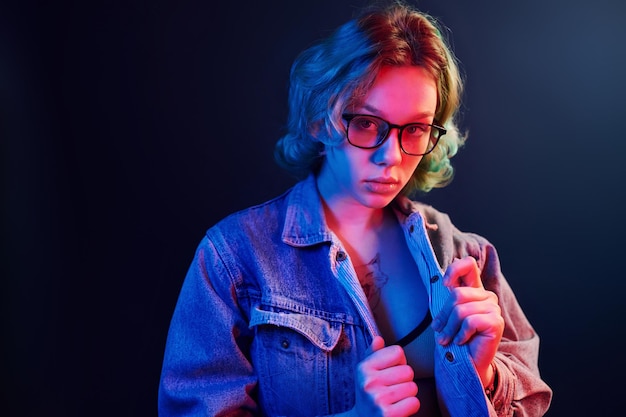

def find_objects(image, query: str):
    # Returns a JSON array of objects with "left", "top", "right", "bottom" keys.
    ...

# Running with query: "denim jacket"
[{"left": 158, "top": 175, "right": 552, "bottom": 417}]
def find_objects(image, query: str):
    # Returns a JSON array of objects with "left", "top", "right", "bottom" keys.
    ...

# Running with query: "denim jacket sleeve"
[
  {"left": 158, "top": 179, "right": 374, "bottom": 417},
  {"left": 158, "top": 235, "right": 259, "bottom": 417},
  {"left": 399, "top": 198, "right": 553, "bottom": 416},
  {"left": 450, "top": 229, "right": 553, "bottom": 417},
  {"left": 158, "top": 229, "right": 366, "bottom": 417}
]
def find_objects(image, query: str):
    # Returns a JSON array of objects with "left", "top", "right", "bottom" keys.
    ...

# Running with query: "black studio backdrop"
[{"left": 3, "top": 1, "right": 626, "bottom": 416}]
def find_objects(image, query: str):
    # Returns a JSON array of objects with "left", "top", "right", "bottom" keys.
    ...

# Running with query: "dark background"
[{"left": 3, "top": 0, "right": 625, "bottom": 416}]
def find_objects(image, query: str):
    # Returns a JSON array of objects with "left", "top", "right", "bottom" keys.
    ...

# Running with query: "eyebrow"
[{"left": 360, "top": 104, "right": 435, "bottom": 120}]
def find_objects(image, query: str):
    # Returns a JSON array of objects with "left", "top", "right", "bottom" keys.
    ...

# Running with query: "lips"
[
  {"left": 366, "top": 177, "right": 399, "bottom": 185},
  {"left": 363, "top": 177, "right": 400, "bottom": 194}
]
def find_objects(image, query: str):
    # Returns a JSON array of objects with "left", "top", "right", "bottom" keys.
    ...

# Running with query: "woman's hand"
[
  {"left": 431, "top": 256, "right": 504, "bottom": 387},
  {"left": 351, "top": 336, "right": 420, "bottom": 417}
]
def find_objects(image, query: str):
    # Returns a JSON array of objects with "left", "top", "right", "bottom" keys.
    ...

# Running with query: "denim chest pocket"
[
  {"left": 249, "top": 305, "right": 354, "bottom": 416},
  {"left": 249, "top": 305, "right": 343, "bottom": 351}
]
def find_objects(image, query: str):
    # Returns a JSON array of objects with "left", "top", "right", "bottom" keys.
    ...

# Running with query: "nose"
[{"left": 372, "top": 128, "right": 403, "bottom": 166}]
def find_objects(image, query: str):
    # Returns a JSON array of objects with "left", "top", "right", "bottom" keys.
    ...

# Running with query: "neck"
[
  {"left": 323, "top": 198, "right": 387, "bottom": 235},
  {"left": 316, "top": 179, "right": 400, "bottom": 262},
  {"left": 316, "top": 178, "right": 386, "bottom": 231},
  {"left": 320, "top": 191, "right": 401, "bottom": 269}
]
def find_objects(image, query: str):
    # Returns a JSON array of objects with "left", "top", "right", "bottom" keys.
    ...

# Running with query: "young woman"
[{"left": 158, "top": 2, "right": 553, "bottom": 416}]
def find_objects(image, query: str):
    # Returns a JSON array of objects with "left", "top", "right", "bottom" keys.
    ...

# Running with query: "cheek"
[
  {"left": 328, "top": 146, "right": 368, "bottom": 176},
  {"left": 400, "top": 157, "right": 423, "bottom": 178}
]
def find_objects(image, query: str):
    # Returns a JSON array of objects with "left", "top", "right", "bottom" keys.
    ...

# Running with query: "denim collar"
[
  {"left": 280, "top": 174, "right": 430, "bottom": 248},
  {"left": 281, "top": 174, "right": 334, "bottom": 247},
  {"left": 280, "top": 173, "right": 453, "bottom": 272}
]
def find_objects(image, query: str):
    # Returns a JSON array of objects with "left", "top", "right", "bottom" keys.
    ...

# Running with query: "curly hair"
[{"left": 274, "top": 0, "right": 466, "bottom": 195}]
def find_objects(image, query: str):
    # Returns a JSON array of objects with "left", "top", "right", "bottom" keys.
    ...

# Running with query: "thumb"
[{"left": 365, "top": 335, "right": 386, "bottom": 356}]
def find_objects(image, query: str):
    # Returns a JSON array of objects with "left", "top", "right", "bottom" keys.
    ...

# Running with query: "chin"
[{"left": 361, "top": 194, "right": 397, "bottom": 209}]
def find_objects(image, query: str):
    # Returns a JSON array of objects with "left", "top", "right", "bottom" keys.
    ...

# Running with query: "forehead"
[{"left": 357, "top": 66, "right": 438, "bottom": 119}]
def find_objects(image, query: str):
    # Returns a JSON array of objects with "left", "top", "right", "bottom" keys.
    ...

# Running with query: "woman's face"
[{"left": 317, "top": 65, "right": 438, "bottom": 209}]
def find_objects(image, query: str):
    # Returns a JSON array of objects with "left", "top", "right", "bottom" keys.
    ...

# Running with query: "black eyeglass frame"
[{"left": 342, "top": 113, "right": 447, "bottom": 156}]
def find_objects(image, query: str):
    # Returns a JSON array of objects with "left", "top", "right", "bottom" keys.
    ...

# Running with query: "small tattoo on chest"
[{"left": 358, "top": 253, "right": 389, "bottom": 309}]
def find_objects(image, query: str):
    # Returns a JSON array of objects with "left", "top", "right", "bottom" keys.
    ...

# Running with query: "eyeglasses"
[{"left": 342, "top": 113, "right": 446, "bottom": 156}]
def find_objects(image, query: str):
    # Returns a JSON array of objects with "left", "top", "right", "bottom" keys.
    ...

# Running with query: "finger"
[
  {"left": 431, "top": 286, "right": 494, "bottom": 333},
  {"left": 443, "top": 256, "right": 483, "bottom": 289},
  {"left": 433, "top": 290, "right": 499, "bottom": 344},
  {"left": 386, "top": 395, "right": 420, "bottom": 417},
  {"left": 452, "top": 309, "right": 503, "bottom": 345},
  {"left": 372, "top": 380, "right": 418, "bottom": 405},
  {"left": 361, "top": 344, "right": 408, "bottom": 373},
  {"left": 365, "top": 335, "right": 385, "bottom": 356},
  {"left": 368, "top": 363, "right": 415, "bottom": 386}
]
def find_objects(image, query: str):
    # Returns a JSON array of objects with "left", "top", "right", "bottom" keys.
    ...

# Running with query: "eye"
[
  {"left": 352, "top": 116, "right": 380, "bottom": 131},
  {"left": 405, "top": 123, "right": 429, "bottom": 136}
]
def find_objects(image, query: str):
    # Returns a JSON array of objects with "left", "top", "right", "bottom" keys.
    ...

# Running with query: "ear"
[
  {"left": 308, "top": 121, "right": 328, "bottom": 156},
  {"left": 308, "top": 119, "right": 322, "bottom": 139}
]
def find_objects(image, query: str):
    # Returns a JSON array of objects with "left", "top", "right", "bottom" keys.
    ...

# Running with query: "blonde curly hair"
[{"left": 274, "top": 0, "right": 466, "bottom": 194}]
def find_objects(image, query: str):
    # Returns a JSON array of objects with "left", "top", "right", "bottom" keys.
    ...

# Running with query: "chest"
[{"left": 352, "top": 232, "right": 435, "bottom": 378}]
